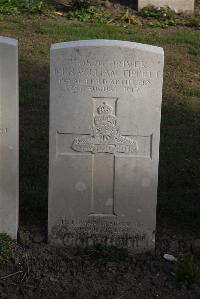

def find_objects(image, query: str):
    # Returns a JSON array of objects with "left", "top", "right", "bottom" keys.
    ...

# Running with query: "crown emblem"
[
  {"left": 97, "top": 102, "right": 113, "bottom": 115},
  {"left": 71, "top": 100, "right": 137, "bottom": 154}
]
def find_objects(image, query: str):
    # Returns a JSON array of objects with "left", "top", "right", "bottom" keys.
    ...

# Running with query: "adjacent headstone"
[
  {"left": 49, "top": 40, "right": 164, "bottom": 253},
  {"left": 0, "top": 37, "right": 18, "bottom": 239},
  {"left": 138, "top": 0, "right": 194, "bottom": 14}
]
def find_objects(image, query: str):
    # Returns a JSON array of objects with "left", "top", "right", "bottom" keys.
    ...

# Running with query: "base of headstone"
[
  {"left": 138, "top": 0, "right": 194, "bottom": 14},
  {"left": 49, "top": 216, "right": 155, "bottom": 253}
]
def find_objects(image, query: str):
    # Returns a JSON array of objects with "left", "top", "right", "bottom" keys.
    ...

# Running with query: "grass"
[
  {"left": 35, "top": 21, "right": 200, "bottom": 46},
  {"left": 0, "top": 0, "right": 52, "bottom": 14},
  {"left": 183, "top": 87, "right": 200, "bottom": 98},
  {"left": 171, "top": 256, "right": 200, "bottom": 284},
  {"left": 0, "top": 15, "right": 199, "bottom": 233},
  {"left": 0, "top": 234, "right": 14, "bottom": 263}
]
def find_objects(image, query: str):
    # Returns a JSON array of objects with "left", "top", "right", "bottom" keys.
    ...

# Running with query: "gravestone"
[
  {"left": 138, "top": 0, "right": 194, "bottom": 14},
  {"left": 0, "top": 37, "right": 18, "bottom": 238},
  {"left": 49, "top": 40, "right": 164, "bottom": 252}
]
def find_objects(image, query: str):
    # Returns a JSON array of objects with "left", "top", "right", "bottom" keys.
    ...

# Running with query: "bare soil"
[{"left": 0, "top": 229, "right": 200, "bottom": 299}]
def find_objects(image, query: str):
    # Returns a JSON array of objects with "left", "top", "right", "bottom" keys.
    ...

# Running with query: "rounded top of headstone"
[
  {"left": 51, "top": 39, "right": 164, "bottom": 55},
  {"left": 0, "top": 36, "right": 18, "bottom": 46}
]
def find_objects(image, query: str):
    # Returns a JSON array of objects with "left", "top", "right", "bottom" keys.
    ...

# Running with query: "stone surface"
[
  {"left": 0, "top": 37, "right": 18, "bottom": 239},
  {"left": 163, "top": 254, "right": 177, "bottom": 262},
  {"left": 48, "top": 40, "right": 164, "bottom": 252},
  {"left": 138, "top": 0, "right": 194, "bottom": 14}
]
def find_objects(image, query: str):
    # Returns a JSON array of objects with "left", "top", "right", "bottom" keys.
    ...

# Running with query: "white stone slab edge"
[
  {"left": 51, "top": 39, "right": 164, "bottom": 55},
  {"left": 0, "top": 36, "right": 18, "bottom": 46},
  {"left": 15, "top": 42, "right": 19, "bottom": 240},
  {"left": 0, "top": 36, "right": 19, "bottom": 239}
]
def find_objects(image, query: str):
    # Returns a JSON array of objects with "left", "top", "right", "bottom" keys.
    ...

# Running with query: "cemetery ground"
[{"left": 0, "top": 12, "right": 200, "bottom": 298}]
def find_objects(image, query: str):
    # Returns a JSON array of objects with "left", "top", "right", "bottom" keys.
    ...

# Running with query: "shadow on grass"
[
  {"left": 19, "top": 57, "right": 200, "bottom": 237},
  {"left": 19, "top": 58, "right": 49, "bottom": 229},
  {"left": 158, "top": 93, "right": 200, "bottom": 233}
]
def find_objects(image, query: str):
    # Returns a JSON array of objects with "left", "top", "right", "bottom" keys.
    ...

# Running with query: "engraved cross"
[{"left": 59, "top": 98, "right": 138, "bottom": 216}]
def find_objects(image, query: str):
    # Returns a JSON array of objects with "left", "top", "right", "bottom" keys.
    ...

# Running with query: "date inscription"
[{"left": 53, "top": 57, "right": 162, "bottom": 95}]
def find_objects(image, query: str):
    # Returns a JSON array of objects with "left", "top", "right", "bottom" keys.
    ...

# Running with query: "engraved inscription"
[
  {"left": 58, "top": 98, "right": 141, "bottom": 216},
  {"left": 51, "top": 217, "right": 147, "bottom": 249},
  {"left": 0, "top": 128, "right": 8, "bottom": 134},
  {"left": 57, "top": 97, "right": 151, "bottom": 217},
  {"left": 53, "top": 56, "right": 162, "bottom": 94},
  {"left": 72, "top": 102, "right": 137, "bottom": 154}
]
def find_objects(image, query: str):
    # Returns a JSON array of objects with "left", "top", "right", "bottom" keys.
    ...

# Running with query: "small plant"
[
  {"left": 0, "top": 0, "right": 19, "bottom": 14},
  {"left": 70, "top": 5, "right": 111, "bottom": 24},
  {"left": 119, "top": 9, "right": 142, "bottom": 25},
  {"left": 70, "top": 8, "right": 90, "bottom": 22},
  {"left": 148, "top": 19, "right": 179, "bottom": 28},
  {"left": 171, "top": 256, "right": 200, "bottom": 285},
  {"left": 139, "top": 5, "right": 179, "bottom": 28},
  {"left": 140, "top": 5, "right": 175, "bottom": 19},
  {"left": 0, "top": 0, "right": 48, "bottom": 15},
  {"left": 0, "top": 233, "right": 14, "bottom": 263},
  {"left": 188, "top": 16, "right": 200, "bottom": 28},
  {"left": 70, "top": 0, "right": 97, "bottom": 10},
  {"left": 188, "top": 46, "right": 200, "bottom": 56}
]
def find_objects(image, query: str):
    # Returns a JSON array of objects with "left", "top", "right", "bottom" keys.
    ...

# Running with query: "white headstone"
[
  {"left": 49, "top": 40, "right": 164, "bottom": 252},
  {"left": 138, "top": 0, "right": 194, "bottom": 14},
  {"left": 0, "top": 37, "right": 18, "bottom": 238}
]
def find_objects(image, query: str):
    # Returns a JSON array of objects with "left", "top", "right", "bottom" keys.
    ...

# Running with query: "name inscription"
[{"left": 53, "top": 57, "right": 162, "bottom": 95}]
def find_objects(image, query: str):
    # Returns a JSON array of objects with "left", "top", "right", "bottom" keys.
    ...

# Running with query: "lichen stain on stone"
[
  {"left": 75, "top": 182, "right": 87, "bottom": 192},
  {"left": 105, "top": 198, "right": 113, "bottom": 206}
]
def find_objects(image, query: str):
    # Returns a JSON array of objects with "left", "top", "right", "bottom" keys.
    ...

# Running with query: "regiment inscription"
[{"left": 53, "top": 54, "right": 162, "bottom": 96}]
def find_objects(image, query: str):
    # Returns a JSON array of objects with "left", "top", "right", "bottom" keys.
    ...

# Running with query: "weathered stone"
[
  {"left": 48, "top": 40, "right": 164, "bottom": 253},
  {"left": 163, "top": 254, "right": 177, "bottom": 262},
  {"left": 138, "top": 0, "right": 194, "bottom": 14},
  {"left": 0, "top": 37, "right": 18, "bottom": 239}
]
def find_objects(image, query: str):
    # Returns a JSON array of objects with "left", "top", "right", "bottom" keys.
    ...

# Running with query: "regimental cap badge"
[{"left": 97, "top": 102, "right": 113, "bottom": 115}]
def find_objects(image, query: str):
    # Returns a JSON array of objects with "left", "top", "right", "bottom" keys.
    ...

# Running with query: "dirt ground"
[{"left": 0, "top": 230, "right": 200, "bottom": 299}]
